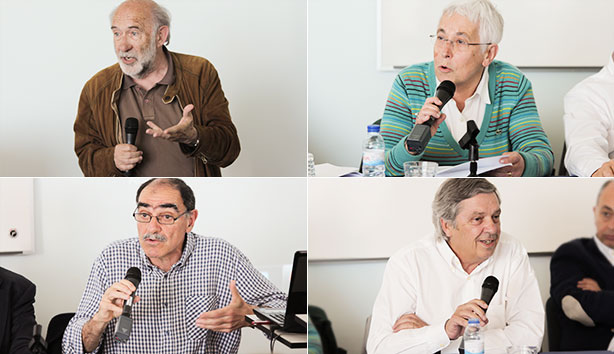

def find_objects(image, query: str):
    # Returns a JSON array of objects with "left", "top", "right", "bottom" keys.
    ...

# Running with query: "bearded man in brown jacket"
[{"left": 74, "top": 0, "right": 240, "bottom": 177}]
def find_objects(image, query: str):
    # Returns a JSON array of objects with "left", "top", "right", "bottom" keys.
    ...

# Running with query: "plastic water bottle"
[
  {"left": 307, "top": 153, "right": 316, "bottom": 177},
  {"left": 362, "top": 125, "right": 385, "bottom": 177},
  {"left": 463, "top": 318, "right": 484, "bottom": 354}
]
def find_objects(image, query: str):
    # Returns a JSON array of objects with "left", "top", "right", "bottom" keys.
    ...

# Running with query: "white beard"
[{"left": 117, "top": 36, "right": 157, "bottom": 79}]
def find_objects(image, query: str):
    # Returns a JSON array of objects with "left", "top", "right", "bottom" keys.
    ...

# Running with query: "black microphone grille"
[
  {"left": 125, "top": 267, "right": 141, "bottom": 287},
  {"left": 125, "top": 117, "right": 139, "bottom": 135},
  {"left": 438, "top": 80, "right": 456, "bottom": 96},
  {"left": 483, "top": 275, "right": 499, "bottom": 291}
]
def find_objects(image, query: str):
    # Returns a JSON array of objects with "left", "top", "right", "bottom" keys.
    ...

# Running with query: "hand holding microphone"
[
  {"left": 445, "top": 276, "right": 499, "bottom": 340},
  {"left": 114, "top": 117, "right": 143, "bottom": 175},
  {"left": 405, "top": 80, "right": 456, "bottom": 155}
]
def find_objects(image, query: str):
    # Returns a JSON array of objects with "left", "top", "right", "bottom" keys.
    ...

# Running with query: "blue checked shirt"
[{"left": 62, "top": 233, "right": 287, "bottom": 354}]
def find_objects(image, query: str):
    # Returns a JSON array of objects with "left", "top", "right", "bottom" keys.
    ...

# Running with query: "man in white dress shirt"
[
  {"left": 564, "top": 53, "right": 614, "bottom": 176},
  {"left": 367, "top": 178, "right": 544, "bottom": 354}
]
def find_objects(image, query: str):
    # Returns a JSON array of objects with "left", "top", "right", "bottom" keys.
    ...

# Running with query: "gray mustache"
[{"left": 143, "top": 233, "right": 167, "bottom": 242}]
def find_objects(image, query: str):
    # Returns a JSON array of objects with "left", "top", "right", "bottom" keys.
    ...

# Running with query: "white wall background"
[
  {"left": 0, "top": 0, "right": 307, "bottom": 177},
  {"left": 308, "top": 0, "right": 601, "bottom": 172},
  {"left": 309, "top": 178, "right": 604, "bottom": 259},
  {"left": 308, "top": 177, "right": 605, "bottom": 354},
  {"left": 378, "top": 0, "right": 614, "bottom": 69},
  {"left": 0, "top": 178, "right": 307, "bottom": 353}
]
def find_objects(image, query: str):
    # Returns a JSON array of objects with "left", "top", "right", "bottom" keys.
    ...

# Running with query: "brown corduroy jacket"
[{"left": 74, "top": 49, "right": 240, "bottom": 176}]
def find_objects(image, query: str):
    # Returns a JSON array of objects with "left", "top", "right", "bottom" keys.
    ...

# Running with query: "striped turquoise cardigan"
[{"left": 380, "top": 60, "right": 554, "bottom": 176}]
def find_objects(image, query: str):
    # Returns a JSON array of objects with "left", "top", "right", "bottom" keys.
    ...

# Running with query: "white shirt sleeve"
[
  {"left": 481, "top": 246, "right": 544, "bottom": 352},
  {"left": 367, "top": 253, "right": 451, "bottom": 354},
  {"left": 563, "top": 57, "right": 614, "bottom": 177}
]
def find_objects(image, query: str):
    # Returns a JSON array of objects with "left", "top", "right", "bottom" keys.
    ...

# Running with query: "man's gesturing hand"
[
  {"left": 145, "top": 104, "right": 198, "bottom": 145},
  {"left": 195, "top": 280, "right": 254, "bottom": 333}
]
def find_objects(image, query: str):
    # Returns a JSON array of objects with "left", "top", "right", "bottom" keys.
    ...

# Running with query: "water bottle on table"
[
  {"left": 463, "top": 318, "right": 484, "bottom": 354},
  {"left": 362, "top": 124, "right": 385, "bottom": 177}
]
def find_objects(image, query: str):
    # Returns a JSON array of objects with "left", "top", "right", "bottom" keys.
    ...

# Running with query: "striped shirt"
[
  {"left": 62, "top": 233, "right": 286, "bottom": 354},
  {"left": 381, "top": 60, "right": 554, "bottom": 176}
]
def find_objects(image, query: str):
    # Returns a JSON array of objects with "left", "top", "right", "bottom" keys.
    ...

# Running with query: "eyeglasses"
[
  {"left": 132, "top": 208, "right": 191, "bottom": 225},
  {"left": 430, "top": 34, "right": 492, "bottom": 52}
]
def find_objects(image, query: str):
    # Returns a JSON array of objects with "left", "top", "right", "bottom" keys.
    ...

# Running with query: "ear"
[
  {"left": 186, "top": 209, "right": 198, "bottom": 232},
  {"left": 440, "top": 218, "right": 454, "bottom": 238},
  {"left": 157, "top": 25, "right": 169, "bottom": 47},
  {"left": 481, "top": 43, "right": 498, "bottom": 67}
]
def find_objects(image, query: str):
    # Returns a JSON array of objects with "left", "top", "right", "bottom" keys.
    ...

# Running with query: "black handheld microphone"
[
  {"left": 124, "top": 117, "right": 139, "bottom": 177},
  {"left": 480, "top": 275, "right": 499, "bottom": 313},
  {"left": 113, "top": 267, "right": 141, "bottom": 343},
  {"left": 459, "top": 275, "right": 500, "bottom": 354},
  {"left": 405, "top": 80, "right": 456, "bottom": 154}
]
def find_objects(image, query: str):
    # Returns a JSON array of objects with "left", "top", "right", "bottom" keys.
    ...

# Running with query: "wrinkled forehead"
[
  {"left": 112, "top": 2, "right": 154, "bottom": 30},
  {"left": 457, "top": 192, "right": 500, "bottom": 216},
  {"left": 137, "top": 183, "right": 185, "bottom": 211},
  {"left": 437, "top": 13, "right": 479, "bottom": 39}
]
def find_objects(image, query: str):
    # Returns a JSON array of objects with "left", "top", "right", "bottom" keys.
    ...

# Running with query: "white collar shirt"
[
  {"left": 594, "top": 234, "right": 614, "bottom": 266},
  {"left": 564, "top": 53, "right": 614, "bottom": 176},
  {"left": 366, "top": 233, "right": 544, "bottom": 354},
  {"left": 439, "top": 68, "right": 491, "bottom": 143}
]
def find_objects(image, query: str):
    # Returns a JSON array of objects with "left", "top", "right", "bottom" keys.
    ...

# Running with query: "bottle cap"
[
  {"left": 367, "top": 124, "right": 380, "bottom": 133},
  {"left": 468, "top": 318, "right": 479, "bottom": 324}
]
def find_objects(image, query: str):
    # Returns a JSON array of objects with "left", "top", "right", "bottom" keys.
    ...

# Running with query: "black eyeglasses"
[
  {"left": 430, "top": 34, "right": 492, "bottom": 52},
  {"left": 132, "top": 208, "right": 191, "bottom": 225}
]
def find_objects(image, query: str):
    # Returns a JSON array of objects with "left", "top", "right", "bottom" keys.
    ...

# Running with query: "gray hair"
[
  {"left": 110, "top": 0, "right": 172, "bottom": 46},
  {"left": 442, "top": 0, "right": 504, "bottom": 47},
  {"left": 596, "top": 180, "right": 614, "bottom": 205},
  {"left": 432, "top": 178, "right": 500, "bottom": 241}
]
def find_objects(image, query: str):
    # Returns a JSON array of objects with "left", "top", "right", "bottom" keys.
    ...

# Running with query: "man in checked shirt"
[{"left": 62, "top": 178, "right": 287, "bottom": 353}]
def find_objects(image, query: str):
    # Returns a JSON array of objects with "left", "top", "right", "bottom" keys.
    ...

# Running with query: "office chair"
[
  {"left": 46, "top": 313, "right": 74, "bottom": 354},
  {"left": 558, "top": 142, "right": 569, "bottom": 176},
  {"left": 545, "top": 297, "right": 562, "bottom": 351}
]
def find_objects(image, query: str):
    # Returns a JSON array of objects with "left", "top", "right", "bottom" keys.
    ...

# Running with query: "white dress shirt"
[
  {"left": 594, "top": 235, "right": 614, "bottom": 266},
  {"left": 564, "top": 53, "right": 614, "bottom": 176},
  {"left": 440, "top": 68, "right": 490, "bottom": 142},
  {"left": 366, "top": 233, "right": 544, "bottom": 354}
]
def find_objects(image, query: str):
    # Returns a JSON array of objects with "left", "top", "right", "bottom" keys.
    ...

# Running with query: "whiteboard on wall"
[
  {"left": 378, "top": 0, "right": 614, "bottom": 70},
  {"left": 0, "top": 178, "right": 34, "bottom": 254},
  {"left": 309, "top": 178, "right": 604, "bottom": 260}
]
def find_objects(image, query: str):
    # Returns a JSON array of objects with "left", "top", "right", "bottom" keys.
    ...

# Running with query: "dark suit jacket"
[
  {"left": 550, "top": 238, "right": 614, "bottom": 350},
  {"left": 0, "top": 267, "right": 36, "bottom": 354}
]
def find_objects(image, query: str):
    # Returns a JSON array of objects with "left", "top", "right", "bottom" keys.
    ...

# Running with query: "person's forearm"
[{"left": 81, "top": 316, "right": 108, "bottom": 353}]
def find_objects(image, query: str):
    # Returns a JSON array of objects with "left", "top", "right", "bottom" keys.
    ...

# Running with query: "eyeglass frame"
[
  {"left": 132, "top": 207, "right": 192, "bottom": 225},
  {"left": 429, "top": 34, "right": 492, "bottom": 51}
]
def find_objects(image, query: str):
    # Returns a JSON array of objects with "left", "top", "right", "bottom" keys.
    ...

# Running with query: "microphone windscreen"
[
  {"left": 125, "top": 267, "right": 141, "bottom": 288},
  {"left": 480, "top": 275, "right": 499, "bottom": 305},
  {"left": 125, "top": 118, "right": 139, "bottom": 135},
  {"left": 436, "top": 80, "right": 456, "bottom": 106}
]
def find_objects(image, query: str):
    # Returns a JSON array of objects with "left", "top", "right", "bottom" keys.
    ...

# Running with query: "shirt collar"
[
  {"left": 435, "top": 66, "right": 490, "bottom": 105},
  {"left": 139, "top": 231, "right": 196, "bottom": 273},
  {"left": 121, "top": 46, "right": 175, "bottom": 89},
  {"left": 594, "top": 234, "right": 614, "bottom": 266}
]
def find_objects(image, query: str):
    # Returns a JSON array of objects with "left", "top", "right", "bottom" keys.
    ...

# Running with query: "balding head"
[{"left": 110, "top": 0, "right": 171, "bottom": 46}]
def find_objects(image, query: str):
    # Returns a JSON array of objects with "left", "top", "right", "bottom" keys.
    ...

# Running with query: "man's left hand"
[
  {"left": 145, "top": 104, "right": 199, "bottom": 145},
  {"left": 577, "top": 277, "right": 601, "bottom": 292},
  {"left": 488, "top": 151, "right": 525, "bottom": 177},
  {"left": 392, "top": 313, "right": 428, "bottom": 333},
  {"left": 195, "top": 280, "right": 254, "bottom": 333}
]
